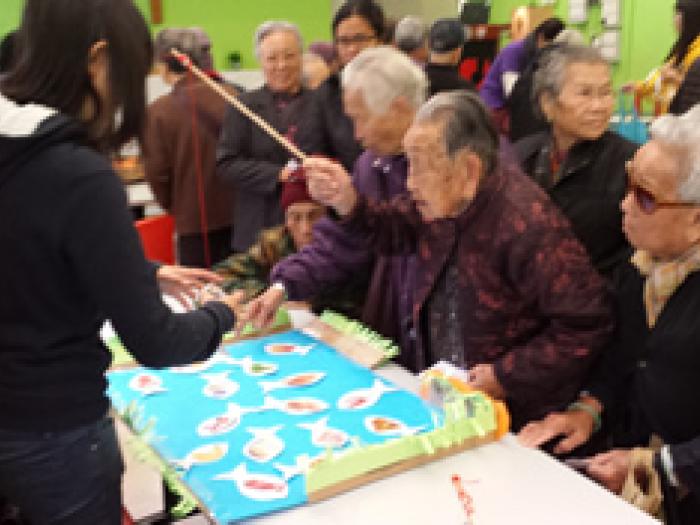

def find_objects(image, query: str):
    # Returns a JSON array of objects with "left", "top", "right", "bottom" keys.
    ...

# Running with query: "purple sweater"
[
  {"left": 270, "top": 152, "right": 417, "bottom": 364},
  {"left": 479, "top": 38, "right": 527, "bottom": 109}
]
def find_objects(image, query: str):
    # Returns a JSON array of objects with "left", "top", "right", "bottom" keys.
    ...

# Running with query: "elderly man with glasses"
[
  {"left": 300, "top": 90, "right": 612, "bottom": 430},
  {"left": 519, "top": 106, "right": 700, "bottom": 524}
]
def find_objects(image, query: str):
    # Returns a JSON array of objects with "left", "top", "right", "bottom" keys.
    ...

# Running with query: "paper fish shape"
[
  {"left": 128, "top": 373, "right": 167, "bottom": 396},
  {"left": 197, "top": 402, "right": 264, "bottom": 437},
  {"left": 228, "top": 355, "right": 279, "bottom": 377},
  {"left": 264, "top": 343, "right": 314, "bottom": 356},
  {"left": 201, "top": 371, "right": 240, "bottom": 400},
  {"left": 273, "top": 454, "right": 315, "bottom": 481},
  {"left": 214, "top": 463, "right": 289, "bottom": 501},
  {"left": 336, "top": 379, "right": 397, "bottom": 410},
  {"left": 242, "top": 425, "right": 285, "bottom": 463},
  {"left": 364, "top": 415, "right": 425, "bottom": 437},
  {"left": 297, "top": 416, "right": 349, "bottom": 449},
  {"left": 260, "top": 371, "right": 326, "bottom": 393},
  {"left": 169, "top": 352, "right": 236, "bottom": 374},
  {"left": 172, "top": 442, "right": 229, "bottom": 471},
  {"left": 263, "top": 395, "right": 329, "bottom": 416}
]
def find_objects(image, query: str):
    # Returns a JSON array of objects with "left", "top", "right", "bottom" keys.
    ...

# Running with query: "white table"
[{"left": 243, "top": 364, "right": 658, "bottom": 525}]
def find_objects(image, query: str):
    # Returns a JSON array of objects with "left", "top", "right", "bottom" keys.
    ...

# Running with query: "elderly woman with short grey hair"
[
  {"left": 514, "top": 44, "right": 638, "bottom": 278},
  {"left": 302, "top": 90, "right": 611, "bottom": 429},
  {"left": 217, "top": 21, "right": 311, "bottom": 252},
  {"left": 519, "top": 105, "right": 700, "bottom": 523}
]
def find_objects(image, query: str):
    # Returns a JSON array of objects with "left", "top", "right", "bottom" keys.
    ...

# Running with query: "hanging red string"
[{"left": 184, "top": 70, "right": 212, "bottom": 268}]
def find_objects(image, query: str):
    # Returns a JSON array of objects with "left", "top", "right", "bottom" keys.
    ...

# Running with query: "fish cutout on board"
[
  {"left": 336, "top": 378, "right": 397, "bottom": 410},
  {"left": 172, "top": 442, "right": 229, "bottom": 471},
  {"left": 201, "top": 371, "right": 240, "bottom": 400},
  {"left": 129, "top": 373, "right": 167, "bottom": 396},
  {"left": 259, "top": 371, "right": 326, "bottom": 393},
  {"left": 227, "top": 355, "right": 279, "bottom": 377},
  {"left": 242, "top": 425, "right": 285, "bottom": 463},
  {"left": 297, "top": 416, "right": 349, "bottom": 449},
  {"left": 197, "top": 402, "right": 266, "bottom": 437},
  {"left": 263, "top": 395, "right": 329, "bottom": 416},
  {"left": 214, "top": 463, "right": 289, "bottom": 501},
  {"left": 364, "top": 415, "right": 425, "bottom": 437},
  {"left": 273, "top": 454, "right": 316, "bottom": 481},
  {"left": 169, "top": 352, "right": 237, "bottom": 374},
  {"left": 264, "top": 342, "right": 315, "bottom": 356}
]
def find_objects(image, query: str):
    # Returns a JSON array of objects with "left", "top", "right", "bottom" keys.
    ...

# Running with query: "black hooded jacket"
[{"left": 0, "top": 94, "right": 234, "bottom": 432}]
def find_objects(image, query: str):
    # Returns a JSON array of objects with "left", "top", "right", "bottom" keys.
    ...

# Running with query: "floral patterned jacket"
[{"left": 342, "top": 164, "right": 613, "bottom": 428}]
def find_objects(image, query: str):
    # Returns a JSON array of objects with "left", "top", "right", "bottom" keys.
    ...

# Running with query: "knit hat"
[
  {"left": 429, "top": 18, "right": 465, "bottom": 53},
  {"left": 280, "top": 169, "right": 314, "bottom": 212}
]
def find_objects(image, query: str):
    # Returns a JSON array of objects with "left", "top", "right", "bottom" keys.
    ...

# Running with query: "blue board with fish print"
[{"left": 107, "top": 330, "right": 440, "bottom": 524}]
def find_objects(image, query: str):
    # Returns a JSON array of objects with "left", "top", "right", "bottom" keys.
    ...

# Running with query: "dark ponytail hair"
[
  {"left": 668, "top": 2, "right": 700, "bottom": 63},
  {"left": 0, "top": 0, "right": 152, "bottom": 152}
]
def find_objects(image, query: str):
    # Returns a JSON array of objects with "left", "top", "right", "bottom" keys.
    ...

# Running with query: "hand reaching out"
[{"left": 304, "top": 156, "right": 358, "bottom": 216}]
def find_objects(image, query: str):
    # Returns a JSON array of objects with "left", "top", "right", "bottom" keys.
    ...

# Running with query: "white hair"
[
  {"left": 650, "top": 105, "right": 700, "bottom": 203},
  {"left": 553, "top": 29, "right": 586, "bottom": 46},
  {"left": 341, "top": 46, "right": 428, "bottom": 115},
  {"left": 394, "top": 16, "right": 427, "bottom": 53},
  {"left": 254, "top": 21, "right": 304, "bottom": 60}
]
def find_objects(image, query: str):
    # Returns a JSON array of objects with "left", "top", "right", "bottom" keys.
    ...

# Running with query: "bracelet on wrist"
[{"left": 567, "top": 401, "right": 602, "bottom": 433}]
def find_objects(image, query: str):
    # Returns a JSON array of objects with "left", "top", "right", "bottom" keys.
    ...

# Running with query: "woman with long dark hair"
[
  {"left": 0, "top": 1, "right": 243, "bottom": 522},
  {"left": 296, "top": 0, "right": 385, "bottom": 172},
  {"left": 627, "top": 0, "right": 700, "bottom": 114}
]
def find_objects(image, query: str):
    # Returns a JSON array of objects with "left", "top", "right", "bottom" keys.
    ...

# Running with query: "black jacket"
[
  {"left": 296, "top": 73, "right": 363, "bottom": 172},
  {"left": 669, "top": 57, "right": 700, "bottom": 115},
  {"left": 217, "top": 86, "right": 311, "bottom": 252},
  {"left": 424, "top": 63, "right": 476, "bottom": 97},
  {"left": 587, "top": 263, "right": 700, "bottom": 523},
  {"left": 0, "top": 94, "right": 234, "bottom": 432},
  {"left": 514, "top": 130, "right": 637, "bottom": 277}
]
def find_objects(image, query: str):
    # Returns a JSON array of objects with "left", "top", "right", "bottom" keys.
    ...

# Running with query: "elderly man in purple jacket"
[
  {"left": 302, "top": 90, "right": 612, "bottom": 429},
  {"left": 247, "top": 47, "right": 426, "bottom": 366}
]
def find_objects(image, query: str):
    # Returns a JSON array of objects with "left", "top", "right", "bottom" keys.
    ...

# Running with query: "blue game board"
[{"left": 107, "top": 330, "right": 440, "bottom": 523}]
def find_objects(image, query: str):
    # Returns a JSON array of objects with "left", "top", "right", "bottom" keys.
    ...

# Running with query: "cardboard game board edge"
[{"left": 306, "top": 430, "right": 498, "bottom": 503}]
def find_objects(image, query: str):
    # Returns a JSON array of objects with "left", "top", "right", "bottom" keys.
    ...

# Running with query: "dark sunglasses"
[{"left": 626, "top": 175, "right": 700, "bottom": 214}]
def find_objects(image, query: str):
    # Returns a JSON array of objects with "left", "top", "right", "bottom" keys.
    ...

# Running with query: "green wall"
[
  {"left": 0, "top": 0, "right": 332, "bottom": 70},
  {"left": 489, "top": 0, "right": 676, "bottom": 89}
]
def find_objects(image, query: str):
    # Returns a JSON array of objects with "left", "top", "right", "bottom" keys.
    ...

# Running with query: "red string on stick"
[
  {"left": 184, "top": 71, "right": 212, "bottom": 267},
  {"left": 451, "top": 474, "right": 475, "bottom": 525}
]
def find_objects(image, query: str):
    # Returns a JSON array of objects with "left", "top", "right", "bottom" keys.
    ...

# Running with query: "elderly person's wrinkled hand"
[
  {"left": 467, "top": 364, "right": 505, "bottom": 399},
  {"left": 157, "top": 265, "right": 224, "bottom": 307},
  {"left": 304, "top": 156, "right": 357, "bottom": 216},
  {"left": 518, "top": 409, "right": 596, "bottom": 454},
  {"left": 240, "top": 284, "right": 286, "bottom": 331},
  {"left": 587, "top": 449, "right": 632, "bottom": 493}
]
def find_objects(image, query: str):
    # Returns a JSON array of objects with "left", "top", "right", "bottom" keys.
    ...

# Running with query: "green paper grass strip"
[{"left": 319, "top": 310, "right": 400, "bottom": 363}]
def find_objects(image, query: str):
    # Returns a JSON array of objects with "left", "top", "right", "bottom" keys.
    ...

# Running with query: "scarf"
[{"left": 631, "top": 244, "right": 700, "bottom": 327}]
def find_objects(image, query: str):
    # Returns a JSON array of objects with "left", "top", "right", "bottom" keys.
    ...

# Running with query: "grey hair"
[
  {"left": 254, "top": 21, "right": 304, "bottom": 60},
  {"left": 532, "top": 44, "right": 609, "bottom": 113},
  {"left": 342, "top": 46, "right": 428, "bottom": 114},
  {"left": 650, "top": 105, "right": 700, "bottom": 203},
  {"left": 394, "top": 16, "right": 427, "bottom": 53},
  {"left": 415, "top": 90, "right": 499, "bottom": 175},
  {"left": 553, "top": 29, "right": 586, "bottom": 46},
  {"left": 157, "top": 28, "right": 209, "bottom": 69}
]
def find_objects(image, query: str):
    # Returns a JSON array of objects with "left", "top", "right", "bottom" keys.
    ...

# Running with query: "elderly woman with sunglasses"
[
  {"left": 519, "top": 106, "right": 700, "bottom": 524},
  {"left": 515, "top": 45, "right": 638, "bottom": 278}
]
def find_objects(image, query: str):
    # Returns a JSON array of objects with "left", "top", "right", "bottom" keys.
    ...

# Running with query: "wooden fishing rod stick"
[{"left": 170, "top": 48, "right": 307, "bottom": 161}]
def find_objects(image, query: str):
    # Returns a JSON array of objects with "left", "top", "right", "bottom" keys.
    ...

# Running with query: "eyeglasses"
[
  {"left": 625, "top": 173, "right": 700, "bottom": 214},
  {"left": 334, "top": 34, "right": 376, "bottom": 46}
]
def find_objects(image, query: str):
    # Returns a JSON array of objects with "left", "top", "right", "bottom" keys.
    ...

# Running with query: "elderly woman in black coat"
[
  {"left": 514, "top": 45, "right": 638, "bottom": 278},
  {"left": 519, "top": 106, "right": 700, "bottom": 524},
  {"left": 217, "top": 21, "right": 311, "bottom": 253}
]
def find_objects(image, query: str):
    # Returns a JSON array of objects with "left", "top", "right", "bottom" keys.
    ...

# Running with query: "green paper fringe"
[{"left": 319, "top": 310, "right": 400, "bottom": 364}]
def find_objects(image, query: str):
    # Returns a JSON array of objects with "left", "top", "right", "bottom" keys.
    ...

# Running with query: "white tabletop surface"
[{"left": 242, "top": 364, "right": 659, "bottom": 525}]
